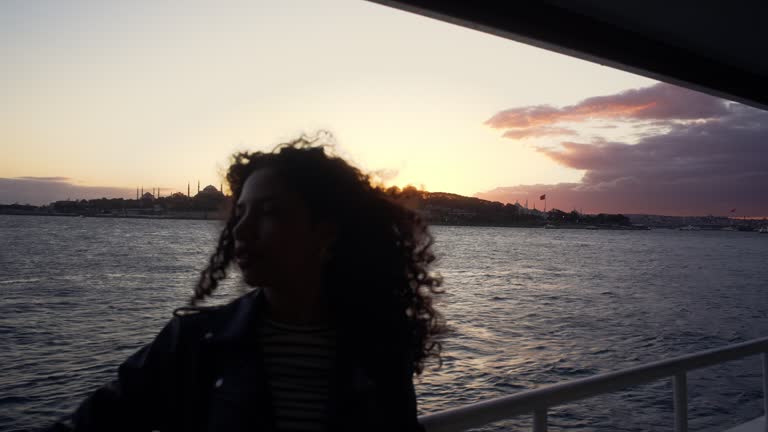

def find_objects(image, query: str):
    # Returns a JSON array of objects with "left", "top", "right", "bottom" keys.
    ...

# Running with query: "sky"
[{"left": 1, "top": 0, "right": 765, "bottom": 216}]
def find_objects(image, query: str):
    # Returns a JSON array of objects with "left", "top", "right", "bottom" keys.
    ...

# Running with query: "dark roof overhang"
[{"left": 367, "top": 0, "right": 768, "bottom": 110}]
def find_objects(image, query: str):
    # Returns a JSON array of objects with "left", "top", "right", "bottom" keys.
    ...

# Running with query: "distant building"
[
  {"left": 193, "top": 185, "right": 226, "bottom": 211},
  {"left": 196, "top": 185, "right": 224, "bottom": 198}
]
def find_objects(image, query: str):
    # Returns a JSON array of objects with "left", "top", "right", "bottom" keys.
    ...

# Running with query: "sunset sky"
[{"left": 2, "top": 0, "right": 766, "bottom": 215}]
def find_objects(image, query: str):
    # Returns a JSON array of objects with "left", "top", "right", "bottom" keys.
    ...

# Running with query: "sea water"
[{"left": 2, "top": 215, "right": 768, "bottom": 431}]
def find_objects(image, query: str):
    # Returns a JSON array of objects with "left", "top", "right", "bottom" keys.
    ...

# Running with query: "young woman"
[{"left": 46, "top": 137, "right": 444, "bottom": 432}]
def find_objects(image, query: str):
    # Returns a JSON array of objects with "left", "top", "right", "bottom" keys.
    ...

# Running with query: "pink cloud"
[
  {"left": 477, "top": 104, "right": 768, "bottom": 216},
  {"left": 485, "top": 83, "right": 731, "bottom": 139},
  {"left": 502, "top": 126, "right": 578, "bottom": 140}
]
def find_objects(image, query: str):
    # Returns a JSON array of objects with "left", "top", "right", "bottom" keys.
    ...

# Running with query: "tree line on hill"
[
  {"left": 1, "top": 184, "right": 630, "bottom": 226},
  {"left": 386, "top": 186, "right": 630, "bottom": 227}
]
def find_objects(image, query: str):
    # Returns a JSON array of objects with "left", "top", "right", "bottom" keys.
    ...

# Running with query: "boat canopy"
[{"left": 367, "top": 0, "right": 768, "bottom": 111}]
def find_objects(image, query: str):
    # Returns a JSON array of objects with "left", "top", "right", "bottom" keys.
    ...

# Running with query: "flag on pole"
[{"left": 540, "top": 194, "right": 546, "bottom": 200}]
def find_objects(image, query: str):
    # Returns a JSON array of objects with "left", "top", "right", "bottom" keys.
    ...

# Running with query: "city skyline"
[
  {"left": 2, "top": 0, "right": 766, "bottom": 216},
  {"left": 2, "top": 182, "right": 761, "bottom": 220}
]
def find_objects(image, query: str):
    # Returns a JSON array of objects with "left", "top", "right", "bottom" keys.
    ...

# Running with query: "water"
[{"left": 2, "top": 215, "right": 768, "bottom": 431}]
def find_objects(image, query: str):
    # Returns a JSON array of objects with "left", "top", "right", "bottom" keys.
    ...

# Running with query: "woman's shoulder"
[{"left": 168, "top": 289, "right": 264, "bottom": 344}]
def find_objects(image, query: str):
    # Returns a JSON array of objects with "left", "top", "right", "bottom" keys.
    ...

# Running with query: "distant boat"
[
  {"left": 544, "top": 224, "right": 558, "bottom": 229},
  {"left": 679, "top": 225, "right": 700, "bottom": 231},
  {"left": 721, "top": 226, "right": 736, "bottom": 231}
]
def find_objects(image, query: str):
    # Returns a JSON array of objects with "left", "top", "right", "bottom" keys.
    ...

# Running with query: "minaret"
[
  {"left": 187, "top": 182, "right": 190, "bottom": 197},
  {"left": 141, "top": 186, "right": 143, "bottom": 196},
  {"left": 136, "top": 188, "right": 139, "bottom": 200},
  {"left": 197, "top": 181, "right": 200, "bottom": 194}
]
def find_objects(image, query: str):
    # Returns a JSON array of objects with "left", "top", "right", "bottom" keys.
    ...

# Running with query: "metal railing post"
[
  {"left": 762, "top": 353, "right": 768, "bottom": 432},
  {"left": 673, "top": 373, "right": 688, "bottom": 432},
  {"left": 418, "top": 336, "right": 768, "bottom": 432},
  {"left": 533, "top": 408, "right": 547, "bottom": 432}
]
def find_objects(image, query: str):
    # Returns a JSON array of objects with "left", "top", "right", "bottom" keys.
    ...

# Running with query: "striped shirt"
[{"left": 258, "top": 317, "right": 337, "bottom": 432}]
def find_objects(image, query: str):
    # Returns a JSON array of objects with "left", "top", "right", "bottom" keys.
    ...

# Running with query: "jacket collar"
[{"left": 206, "top": 288, "right": 265, "bottom": 347}]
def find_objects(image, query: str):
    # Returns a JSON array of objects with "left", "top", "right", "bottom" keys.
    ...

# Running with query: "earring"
[{"left": 318, "top": 245, "right": 331, "bottom": 262}]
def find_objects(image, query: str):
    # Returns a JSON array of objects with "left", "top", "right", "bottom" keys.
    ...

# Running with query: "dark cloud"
[
  {"left": 485, "top": 83, "right": 731, "bottom": 141},
  {"left": 16, "top": 176, "right": 71, "bottom": 182},
  {"left": 477, "top": 104, "right": 768, "bottom": 216},
  {"left": 0, "top": 177, "right": 134, "bottom": 206}
]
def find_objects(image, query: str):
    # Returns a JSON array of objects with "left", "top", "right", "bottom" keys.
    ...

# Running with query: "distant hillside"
[
  {"left": 387, "top": 186, "right": 631, "bottom": 227},
  {"left": 388, "top": 187, "right": 540, "bottom": 226},
  {"left": 1, "top": 185, "right": 635, "bottom": 228}
]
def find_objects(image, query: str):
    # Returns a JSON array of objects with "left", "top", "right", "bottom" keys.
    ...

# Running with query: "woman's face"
[{"left": 232, "top": 168, "right": 334, "bottom": 288}]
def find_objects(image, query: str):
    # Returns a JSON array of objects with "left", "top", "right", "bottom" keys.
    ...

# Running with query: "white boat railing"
[{"left": 419, "top": 336, "right": 768, "bottom": 432}]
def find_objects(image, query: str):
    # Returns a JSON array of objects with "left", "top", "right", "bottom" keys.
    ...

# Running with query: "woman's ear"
[{"left": 316, "top": 222, "right": 337, "bottom": 250}]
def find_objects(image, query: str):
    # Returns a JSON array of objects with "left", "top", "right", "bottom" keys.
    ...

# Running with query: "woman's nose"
[{"left": 233, "top": 212, "right": 257, "bottom": 243}]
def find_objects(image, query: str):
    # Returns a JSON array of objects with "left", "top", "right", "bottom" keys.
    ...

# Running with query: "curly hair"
[{"left": 192, "top": 135, "right": 444, "bottom": 375}]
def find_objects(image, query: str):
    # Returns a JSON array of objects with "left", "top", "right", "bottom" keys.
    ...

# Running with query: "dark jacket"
[{"left": 45, "top": 290, "right": 424, "bottom": 432}]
